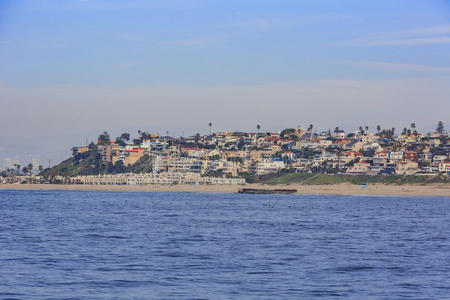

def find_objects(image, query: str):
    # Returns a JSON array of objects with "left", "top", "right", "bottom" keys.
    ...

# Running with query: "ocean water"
[{"left": 0, "top": 190, "right": 449, "bottom": 299}]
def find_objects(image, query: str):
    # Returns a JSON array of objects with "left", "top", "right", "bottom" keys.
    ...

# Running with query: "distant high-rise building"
[
  {"left": 12, "top": 159, "right": 19, "bottom": 170},
  {"left": 32, "top": 158, "right": 40, "bottom": 170},
  {"left": 4, "top": 158, "right": 12, "bottom": 170}
]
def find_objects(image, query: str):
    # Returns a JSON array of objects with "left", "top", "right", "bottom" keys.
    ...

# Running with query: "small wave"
[
  {"left": 335, "top": 265, "right": 375, "bottom": 272},
  {"left": 84, "top": 234, "right": 127, "bottom": 239}
]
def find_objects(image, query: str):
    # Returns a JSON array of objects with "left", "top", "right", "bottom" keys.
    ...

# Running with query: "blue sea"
[{"left": 1, "top": 190, "right": 449, "bottom": 299}]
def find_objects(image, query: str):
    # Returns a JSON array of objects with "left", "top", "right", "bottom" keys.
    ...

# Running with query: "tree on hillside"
[
  {"left": 436, "top": 121, "right": 444, "bottom": 134},
  {"left": 359, "top": 126, "right": 364, "bottom": 135},
  {"left": 411, "top": 123, "right": 416, "bottom": 130},
  {"left": 115, "top": 139, "right": 126, "bottom": 147},
  {"left": 120, "top": 133, "right": 130, "bottom": 141},
  {"left": 257, "top": 124, "right": 261, "bottom": 133},
  {"left": 195, "top": 133, "right": 200, "bottom": 144},
  {"left": 281, "top": 128, "right": 295, "bottom": 137},
  {"left": 114, "top": 160, "right": 125, "bottom": 173},
  {"left": 376, "top": 125, "right": 381, "bottom": 133},
  {"left": 140, "top": 132, "right": 150, "bottom": 140},
  {"left": 98, "top": 131, "right": 110, "bottom": 144},
  {"left": 208, "top": 122, "right": 212, "bottom": 135},
  {"left": 308, "top": 124, "right": 314, "bottom": 140}
]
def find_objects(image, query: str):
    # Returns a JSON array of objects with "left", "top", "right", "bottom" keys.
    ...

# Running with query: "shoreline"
[{"left": 1, "top": 183, "right": 449, "bottom": 197}]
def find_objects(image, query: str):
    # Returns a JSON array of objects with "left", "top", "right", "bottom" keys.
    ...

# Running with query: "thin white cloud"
[
  {"left": 109, "top": 62, "right": 137, "bottom": 70},
  {"left": 395, "top": 25, "right": 450, "bottom": 37},
  {"left": 160, "top": 39, "right": 209, "bottom": 46},
  {"left": 227, "top": 13, "right": 356, "bottom": 30},
  {"left": 345, "top": 60, "right": 450, "bottom": 72},
  {"left": 346, "top": 24, "right": 450, "bottom": 46},
  {"left": 91, "top": 31, "right": 210, "bottom": 46},
  {"left": 30, "top": 0, "right": 202, "bottom": 12},
  {"left": 356, "top": 36, "right": 450, "bottom": 46}
]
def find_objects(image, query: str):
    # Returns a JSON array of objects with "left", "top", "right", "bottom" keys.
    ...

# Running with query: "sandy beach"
[{"left": 1, "top": 183, "right": 449, "bottom": 197}]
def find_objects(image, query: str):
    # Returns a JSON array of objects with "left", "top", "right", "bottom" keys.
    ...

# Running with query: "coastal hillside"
[
  {"left": 246, "top": 172, "right": 450, "bottom": 185},
  {"left": 29, "top": 123, "right": 448, "bottom": 185},
  {"left": 40, "top": 145, "right": 152, "bottom": 177}
]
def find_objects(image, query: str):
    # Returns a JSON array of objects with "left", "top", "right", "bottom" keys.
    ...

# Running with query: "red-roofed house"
[{"left": 124, "top": 147, "right": 145, "bottom": 166}]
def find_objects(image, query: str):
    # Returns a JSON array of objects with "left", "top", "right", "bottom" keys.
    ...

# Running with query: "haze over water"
[{"left": 1, "top": 190, "right": 449, "bottom": 299}]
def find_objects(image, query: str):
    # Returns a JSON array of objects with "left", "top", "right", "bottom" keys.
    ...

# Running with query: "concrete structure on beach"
[{"left": 71, "top": 172, "right": 245, "bottom": 186}]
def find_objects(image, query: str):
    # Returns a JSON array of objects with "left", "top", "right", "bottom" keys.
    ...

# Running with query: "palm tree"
[
  {"left": 195, "top": 133, "right": 200, "bottom": 144},
  {"left": 208, "top": 122, "right": 212, "bottom": 135},
  {"left": 308, "top": 124, "right": 313, "bottom": 141},
  {"left": 365, "top": 126, "right": 369, "bottom": 133},
  {"left": 411, "top": 123, "right": 416, "bottom": 129},
  {"left": 257, "top": 124, "right": 261, "bottom": 133},
  {"left": 22, "top": 166, "right": 28, "bottom": 177},
  {"left": 402, "top": 127, "right": 407, "bottom": 135},
  {"left": 436, "top": 121, "right": 444, "bottom": 134},
  {"left": 39, "top": 165, "right": 43, "bottom": 173},
  {"left": 376, "top": 125, "right": 381, "bottom": 133},
  {"left": 27, "top": 163, "right": 33, "bottom": 183}
]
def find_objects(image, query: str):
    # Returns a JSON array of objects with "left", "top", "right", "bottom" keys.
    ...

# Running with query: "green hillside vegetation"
[
  {"left": 40, "top": 148, "right": 153, "bottom": 178},
  {"left": 246, "top": 172, "right": 450, "bottom": 185}
]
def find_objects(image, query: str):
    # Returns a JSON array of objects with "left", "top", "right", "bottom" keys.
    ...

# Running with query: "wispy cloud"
[
  {"left": 346, "top": 24, "right": 450, "bottom": 46},
  {"left": 345, "top": 60, "right": 450, "bottom": 72},
  {"left": 159, "top": 39, "right": 208, "bottom": 46},
  {"left": 227, "top": 13, "right": 356, "bottom": 30},
  {"left": 395, "top": 25, "right": 450, "bottom": 37},
  {"left": 353, "top": 36, "right": 450, "bottom": 46},
  {"left": 109, "top": 62, "right": 137, "bottom": 70},
  {"left": 30, "top": 0, "right": 201, "bottom": 12},
  {"left": 91, "top": 31, "right": 210, "bottom": 47},
  {"left": 106, "top": 33, "right": 148, "bottom": 43}
]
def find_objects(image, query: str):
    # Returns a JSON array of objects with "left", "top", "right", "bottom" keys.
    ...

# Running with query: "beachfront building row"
[{"left": 71, "top": 172, "right": 245, "bottom": 185}]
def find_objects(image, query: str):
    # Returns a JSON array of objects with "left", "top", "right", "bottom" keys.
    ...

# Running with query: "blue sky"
[{"left": 1, "top": 0, "right": 450, "bottom": 166}]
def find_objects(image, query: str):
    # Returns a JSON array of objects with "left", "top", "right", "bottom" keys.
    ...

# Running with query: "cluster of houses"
[{"left": 70, "top": 126, "right": 450, "bottom": 183}]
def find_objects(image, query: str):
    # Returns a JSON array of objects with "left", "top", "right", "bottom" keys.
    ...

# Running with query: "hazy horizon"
[{"left": 1, "top": 0, "right": 450, "bottom": 168}]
